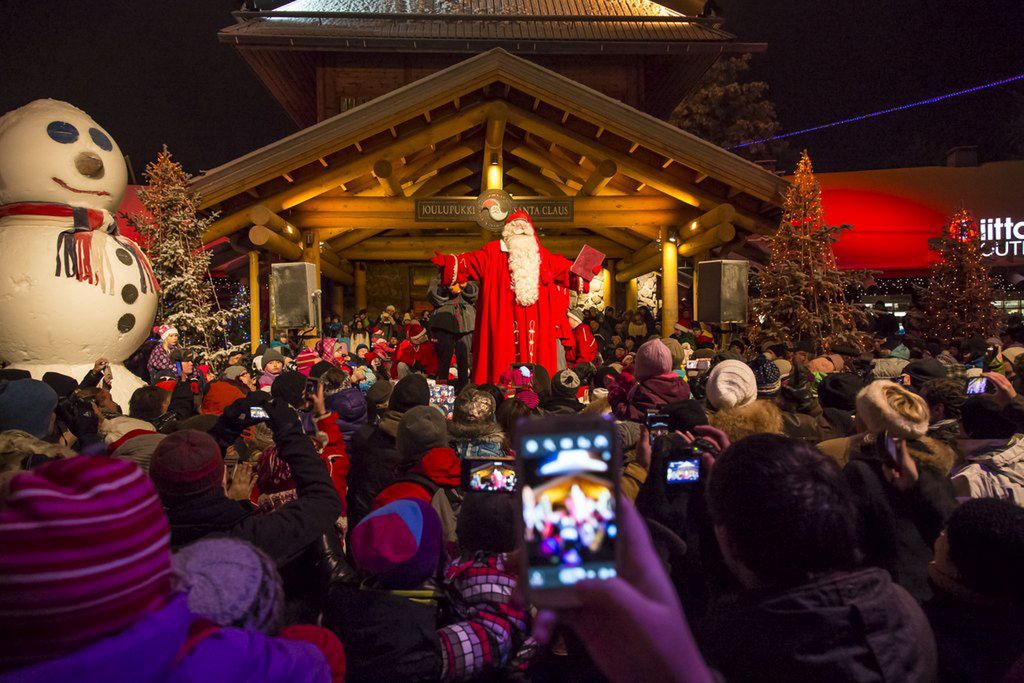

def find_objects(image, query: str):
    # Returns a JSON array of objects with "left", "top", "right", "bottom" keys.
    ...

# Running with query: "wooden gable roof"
[{"left": 191, "top": 48, "right": 786, "bottom": 276}]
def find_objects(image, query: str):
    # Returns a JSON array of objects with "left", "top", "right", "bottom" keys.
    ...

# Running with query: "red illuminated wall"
[
  {"left": 812, "top": 161, "right": 1024, "bottom": 274},
  {"left": 821, "top": 189, "right": 946, "bottom": 272}
]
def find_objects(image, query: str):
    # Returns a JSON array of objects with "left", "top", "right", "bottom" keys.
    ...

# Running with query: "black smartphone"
[
  {"left": 305, "top": 378, "right": 320, "bottom": 397},
  {"left": 875, "top": 430, "right": 900, "bottom": 468},
  {"left": 685, "top": 359, "right": 710, "bottom": 372},
  {"left": 516, "top": 414, "right": 621, "bottom": 608},
  {"left": 249, "top": 406, "right": 270, "bottom": 421},
  {"left": 645, "top": 410, "right": 670, "bottom": 444},
  {"left": 462, "top": 457, "right": 518, "bottom": 493},
  {"left": 666, "top": 455, "right": 702, "bottom": 486},
  {"left": 966, "top": 377, "right": 990, "bottom": 395}
]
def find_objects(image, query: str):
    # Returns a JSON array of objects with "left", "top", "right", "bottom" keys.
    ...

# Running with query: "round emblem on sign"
[{"left": 475, "top": 189, "right": 513, "bottom": 232}]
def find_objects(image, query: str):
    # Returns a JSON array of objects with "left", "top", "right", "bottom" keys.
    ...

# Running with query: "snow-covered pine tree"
[
  {"left": 128, "top": 146, "right": 243, "bottom": 366},
  {"left": 917, "top": 210, "right": 1002, "bottom": 345},
  {"left": 749, "top": 151, "right": 869, "bottom": 354}
]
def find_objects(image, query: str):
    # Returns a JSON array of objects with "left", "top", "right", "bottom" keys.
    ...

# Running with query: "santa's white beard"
[{"left": 505, "top": 233, "right": 541, "bottom": 307}]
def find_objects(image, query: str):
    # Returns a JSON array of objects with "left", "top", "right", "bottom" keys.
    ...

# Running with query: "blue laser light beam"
[{"left": 729, "top": 72, "right": 1024, "bottom": 150}]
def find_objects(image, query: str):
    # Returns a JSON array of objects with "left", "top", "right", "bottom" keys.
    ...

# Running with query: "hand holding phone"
[{"left": 517, "top": 415, "right": 621, "bottom": 607}]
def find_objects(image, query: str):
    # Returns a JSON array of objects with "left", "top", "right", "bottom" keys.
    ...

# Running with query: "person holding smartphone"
[{"left": 839, "top": 381, "right": 957, "bottom": 602}]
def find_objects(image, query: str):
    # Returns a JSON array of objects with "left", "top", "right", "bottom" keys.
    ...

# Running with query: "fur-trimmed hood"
[
  {"left": 448, "top": 420, "right": 505, "bottom": 444},
  {"left": 709, "top": 400, "right": 785, "bottom": 442}
]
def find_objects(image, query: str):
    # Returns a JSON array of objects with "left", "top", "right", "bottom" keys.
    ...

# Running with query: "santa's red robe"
[
  {"left": 437, "top": 240, "right": 580, "bottom": 384},
  {"left": 571, "top": 324, "right": 598, "bottom": 364},
  {"left": 391, "top": 339, "right": 440, "bottom": 379}
]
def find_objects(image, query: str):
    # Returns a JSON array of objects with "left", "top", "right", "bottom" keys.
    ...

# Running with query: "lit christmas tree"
[
  {"left": 128, "top": 147, "right": 244, "bottom": 366},
  {"left": 749, "top": 151, "right": 868, "bottom": 353},
  {"left": 917, "top": 209, "right": 1002, "bottom": 345}
]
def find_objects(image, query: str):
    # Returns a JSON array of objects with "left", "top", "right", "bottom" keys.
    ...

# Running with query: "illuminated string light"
[{"left": 729, "top": 72, "right": 1024, "bottom": 150}]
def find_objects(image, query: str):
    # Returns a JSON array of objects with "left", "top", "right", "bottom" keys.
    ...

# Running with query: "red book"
[{"left": 570, "top": 244, "right": 605, "bottom": 280}]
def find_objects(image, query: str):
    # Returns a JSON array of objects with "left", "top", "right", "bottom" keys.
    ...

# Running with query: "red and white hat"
[
  {"left": 154, "top": 324, "right": 178, "bottom": 341},
  {"left": 0, "top": 457, "right": 172, "bottom": 668},
  {"left": 406, "top": 323, "right": 428, "bottom": 344}
]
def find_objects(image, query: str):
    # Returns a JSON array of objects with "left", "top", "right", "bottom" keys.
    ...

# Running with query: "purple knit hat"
[
  {"left": 351, "top": 499, "right": 442, "bottom": 589},
  {"left": 634, "top": 339, "right": 672, "bottom": 381},
  {"left": 0, "top": 457, "right": 172, "bottom": 669}
]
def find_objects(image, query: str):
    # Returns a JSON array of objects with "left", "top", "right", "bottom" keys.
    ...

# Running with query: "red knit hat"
[
  {"left": 149, "top": 430, "right": 224, "bottom": 503},
  {"left": 0, "top": 457, "right": 172, "bottom": 669},
  {"left": 406, "top": 323, "right": 428, "bottom": 344}
]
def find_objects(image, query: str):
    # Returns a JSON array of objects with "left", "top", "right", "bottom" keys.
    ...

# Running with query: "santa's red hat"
[
  {"left": 504, "top": 209, "right": 534, "bottom": 229},
  {"left": 406, "top": 323, "right": 428, "bottom": 344}
]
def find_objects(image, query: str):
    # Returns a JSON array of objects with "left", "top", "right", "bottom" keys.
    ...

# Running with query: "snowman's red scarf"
[{"left": 0, "top": 201, "right": 159, "bottom": 294}]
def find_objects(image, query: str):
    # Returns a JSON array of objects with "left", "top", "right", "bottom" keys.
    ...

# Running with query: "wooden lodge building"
[{"left": 191, "top": 0, "right": 789, "bottom": 343}]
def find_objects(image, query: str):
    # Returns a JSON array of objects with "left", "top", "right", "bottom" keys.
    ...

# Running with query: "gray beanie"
[
  {"left": 397, "top": 404, "right": 449, "bottom": 460},
  {"left": 172, "top": 538, "right": 283, "bottom": 634}
]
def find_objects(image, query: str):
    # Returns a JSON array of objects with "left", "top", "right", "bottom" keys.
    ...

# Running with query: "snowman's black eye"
[
  {"left": 89, "top": 127, "right": 113, "bottom": 152},
  {"left": 46, "top": 121, "right": 79, "bottom": 144}
]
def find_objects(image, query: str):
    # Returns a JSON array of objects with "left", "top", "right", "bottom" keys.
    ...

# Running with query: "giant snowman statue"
[{"left": 0, "top": 100, "right": 159, "bottom": 406}]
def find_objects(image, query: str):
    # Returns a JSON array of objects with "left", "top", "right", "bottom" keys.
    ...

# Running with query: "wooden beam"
[
  {"left": 373, "top": 159, "right": 405, "bottom": 197},
  {"left": 617, "top": 239, "right": 663, "bottom": 272},
  {"left": 318, "top": 246, "right": 353, "bottom": 274},
  {"left": 354, "top": 263, "right": 367, "bottom": 311},
  {"left": 602, "top": 260, "right": 616, "bottom": 310},
  {"left": 299, "top": 210, "right": 692, "bottom": 231},
  {"left": 202, "top": 102, "right": 490, "bottom": 243},
  {"left": 319, "top": 258, "right": 354, "bottom": 285},
  {"left": 681, "top": 203, "right": 735, "bottom": 235},
  {"left": 506, "top": 167, "right": 571, "bottom": 196},
  {"left": 507, "top": 144, "right": 585, "bottom": 186},
  {"left": 579, "top": 159, "right": 617, "bottom": 196},
  {"left": 338, "top": 235, "right": 628, "bottom": 260},
  {"left": 616, "top": 252, "right": 662, "bottom": 282},
  {"left": 300, "top": 194, "right": 687, "bottom": 214},
  {"left": 678, "top": 222, "right": 736, "bottom": 258},
  {"left": 249, "top": 205, "right": 300, "bottom": 242},
  {"left": 249, "top": 225, "right": 302, "bottom": 261},
  {"left": 328, "top": 228, "right": 389, "bottom": 251},
  {"left": 483, "top": 102, "right": 508, "bottom": 192},
  {"left": 412, "top": 165, "right": 476, "bottom": 198},
  {"left": 586, "top": 226, "right": 648, "bottom": 251},
  {"left": 400, "top": 139, "right": 482, "bottom": 186},
  {"left": 504, "top": 104, "right": 775, "bottom": 235}
]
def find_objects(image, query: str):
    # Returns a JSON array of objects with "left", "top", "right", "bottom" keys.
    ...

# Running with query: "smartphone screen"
[
  {"left": 966, "top": 377, "right": 989, "bottom": 395},
  {"left": 876, "top": 431, "right": 900, "bottom": 468},
  {"left": 462, "top": 459, "right": 518, "bottom": 493},
  {"left": 518, "top": 421, "right": 619, "bottom": 592},
  {"left": 666, "top": 457, "right": 701, "bottom": 485},
  {"left": 645, "top": 410, "right": 670, "bottom": 444},
  {"left": 249, "top": 406, "right": 270, "bottom": 420},
  {"left": 686, "top": 359, "right": 710, "bottom": 372}
]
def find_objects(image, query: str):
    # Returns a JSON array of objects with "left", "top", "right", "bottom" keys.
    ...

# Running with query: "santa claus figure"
[
  {"left": 431, "top": 210, "right": 597, "bottom": 384},
  {"left": 391, "top": 322, "right": 439, "bottom": 379},
  {"left": 566, "top": 308, "right": 598, "bottom": 364}
]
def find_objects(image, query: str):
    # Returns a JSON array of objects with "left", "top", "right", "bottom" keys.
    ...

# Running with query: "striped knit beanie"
[
  {"left": 0, "top": 457, "right": 172, "bottom": 670},
  {"left": 351, "top": 499, "right": 442, "bottom": 589}
]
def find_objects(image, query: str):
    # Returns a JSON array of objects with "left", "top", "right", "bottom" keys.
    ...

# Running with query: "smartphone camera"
[
  {"left": 462, "top": 459, "right": 517, "bottom": 493},
  {"left": 645, "top": 410, "right": 670, "bottom": 445},
  {"left": 519, "top": 422, "right": 618, "bottom": 592},
  {"left": 874, "top": 430, "right": 900, "bottom": 468},
  {"left": 966, "top": 377, "right": 990, "bottom": 395},
  {"left": 249, "top": 406, "right": 270, "bottom": 421},
  {"left": 666, "top": 457, "right": 701, "bottom": 485}
]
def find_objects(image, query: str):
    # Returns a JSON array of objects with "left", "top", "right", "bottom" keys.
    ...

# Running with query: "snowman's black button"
[
  {"left": 121, "top": 284, "right": 138, "bottom": 304},
  {"left": 117, "top": 313, "right": 136, "bottom": 333},
  {"left": 115, "top": 248, "right": 133, "bottom": 265}
]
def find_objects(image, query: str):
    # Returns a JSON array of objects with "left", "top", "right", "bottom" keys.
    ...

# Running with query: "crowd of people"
[{"left": 3, "top": 297, "right": 1024, "bottom": 683}]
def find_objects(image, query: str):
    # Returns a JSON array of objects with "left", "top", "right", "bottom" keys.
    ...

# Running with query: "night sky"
[{"left": 2, "top": 0, "right": 1023, "bottom": 176}]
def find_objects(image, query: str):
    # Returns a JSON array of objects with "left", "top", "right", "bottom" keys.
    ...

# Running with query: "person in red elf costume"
[
  {"left": 391, "top": 323, "right": 439, "bottom": 379},
  {"left": 567, "top": 308, "right": 598, "bottom": 364},
  {"left": 431, "top": 210, "right": 598, "bottom": 384}
]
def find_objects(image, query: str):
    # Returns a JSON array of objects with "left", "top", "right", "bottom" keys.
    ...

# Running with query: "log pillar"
[
  {"left": 330, "top": 282, "right": 345, "bottom": 319},
  {"left": 602, "top": 261, "right": 616, "bottom": 311},
  {"left": 354, "top": 263, "right": 367, "bottom": 312},
  {"left": 626, "top": 277, "right": 639, "bottom": 312},
  {"left": 691, "top": 251, "right": 709, "bottom": 321},
  {"left": 661, "top": 228, "right": 678, "bottom": 339},
  {"left": 248, "top": 251, "right": 260, "bottom": 354}
]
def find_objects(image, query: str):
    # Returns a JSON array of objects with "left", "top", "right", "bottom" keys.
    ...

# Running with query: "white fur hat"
[
  {"left": 855, "top": 380, "right": 929, "bottom": 440},
  {"left": 706, "top": 360, "right": 758, "bottom": 410}
]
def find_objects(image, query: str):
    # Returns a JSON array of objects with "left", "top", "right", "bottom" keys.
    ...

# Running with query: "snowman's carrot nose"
[{"left": 75, "top": 152, "right": 104, "bottom": 178}]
